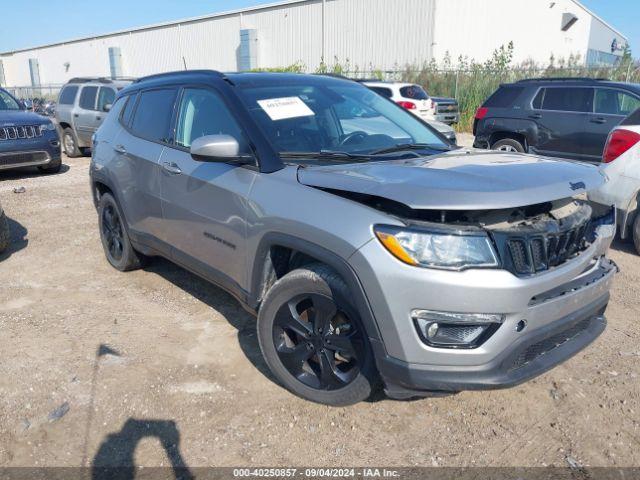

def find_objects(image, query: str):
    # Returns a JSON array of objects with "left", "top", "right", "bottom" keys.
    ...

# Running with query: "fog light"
[
  {"left": 427, "top": 323, "right": 439, "bottom": 339},
  {"left": 412, "top": 309, "right": 504, "bottom": 349}
]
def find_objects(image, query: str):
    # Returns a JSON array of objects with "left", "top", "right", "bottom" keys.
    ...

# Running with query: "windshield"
[
  {"left": 0, "top": 90, "right": 21, "bottom": 111},
  {"left": 235, "top": 81, "right": 446, "bottom": 159}
]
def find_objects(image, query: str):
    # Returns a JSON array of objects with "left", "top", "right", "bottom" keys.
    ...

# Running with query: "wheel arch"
[
  {"left": 248, "top": 232, "right": 382, "bottom": 343},
  {"left": 620, "top": 189, "right": 640, "bottom": 240},
  {"left": 489, "top": 131, "right": 528, "bottom": 150}
]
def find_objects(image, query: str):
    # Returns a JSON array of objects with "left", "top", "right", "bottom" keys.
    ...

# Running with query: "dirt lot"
[{"left": 0, "top": 153, "right": 639, "bottom": 470}]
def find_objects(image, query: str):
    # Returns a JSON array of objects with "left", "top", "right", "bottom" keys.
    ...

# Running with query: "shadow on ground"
[
  {"left": 0, "top": 215, "right": 28, "bottom": 261},
  {"left": 144, "top": 258, "right": 277, "bottom": 383},
  {"left": 0, "top": 163, "right": 70, "bottom": 181},
  {"left": 92, "top": 418, "right": 194, "bottom": 480}
]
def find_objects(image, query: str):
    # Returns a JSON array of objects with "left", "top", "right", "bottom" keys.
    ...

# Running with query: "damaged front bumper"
[{"left": 349, "top": 207, "right": 617, "bottom": 398}]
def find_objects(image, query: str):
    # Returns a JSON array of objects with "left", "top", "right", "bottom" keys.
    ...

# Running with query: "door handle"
[
  {"left": 73, "top": 114, "right": 79, "bottom": 118},
  {"left": 96, "top": 116, "right": 101, "bottom": 121},
  {"left": 529, "top": 113, "right": 542, "bottom": 119},
  {"left": 162, "top": 162, "right": 182, "bottom": 175},
  {"left": 114, "top": 144, "right": 127, "bottom": 154},
  {"left": 590, "top": 117, "right": 607, "bottom": 124}
]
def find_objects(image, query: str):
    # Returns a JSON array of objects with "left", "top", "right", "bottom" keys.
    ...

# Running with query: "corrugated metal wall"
[{"left": 0, "top": 0, "right": 437, "bottom": 87}]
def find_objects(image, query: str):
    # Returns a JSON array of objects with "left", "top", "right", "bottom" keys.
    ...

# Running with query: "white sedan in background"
[{"left": 590, "top": 108, "right": 640, "bottom": 254}]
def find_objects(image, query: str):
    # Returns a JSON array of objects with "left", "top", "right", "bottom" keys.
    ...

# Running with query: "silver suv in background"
[
  {"left": 55, "top": 77, "right": 133, "bottom": 157},
  {"left": 91, "top": 71, "right": 616, "bottom": 405}
]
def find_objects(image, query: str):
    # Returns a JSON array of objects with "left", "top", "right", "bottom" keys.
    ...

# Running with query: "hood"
[
  {"left": 0, "top": 110, "right": 48, "bottom": 125},
  {"left": 297, "top": 149, "right": 606, "bottom": 210},
  {"left": 430, "top": 97, "right": 457, "bottom": 105}
]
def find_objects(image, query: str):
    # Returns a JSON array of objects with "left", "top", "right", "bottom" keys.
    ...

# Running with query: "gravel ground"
[{"left": 0, "top": 154, "right": 639, "bottom": 469}]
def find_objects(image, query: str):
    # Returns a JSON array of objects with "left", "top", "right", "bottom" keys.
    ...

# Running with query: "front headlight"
[
  {"left": 374, "top": 225, "right": 499, "bottom": 270},
  {"left": 39, "top": 122, "right": 56, "bottom": 134}
]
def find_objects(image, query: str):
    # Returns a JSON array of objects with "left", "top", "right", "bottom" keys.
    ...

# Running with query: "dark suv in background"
[{"left": 473, "top": 78, "right": 640, "bottom": 163}]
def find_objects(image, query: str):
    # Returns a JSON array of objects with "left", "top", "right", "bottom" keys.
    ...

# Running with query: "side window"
[
  {"left": 79, "top": 86, "right": 98, "bottom": 110},
  {"left": 370, "top": 87, "right": 393, "bottom": 99},
  {"left": 97, "top": 87, "right": 116, "bottom": 112},
  {"left": 541, "top": 87, "right": 593, "bottom": 112},
  {"left": 595, "top": 89, "right": 640, "bottom": 116},
  {"left": 532, "top": 88, "right": 545, "bottom": 109},
  {"left": 120, "top": 93, "right": 138, "bottom": 127},
  {"left": 130, "top": 89, "right": 177, "bottom": 143},
  {"left": 484, "top": 86, "right": 525, "bottom": 108},
  {"left": 175, "top": 88, "right": 246, "bottom": 150},
  {"left": 59, "top": 85, "right": 79, "bottom": 105}
]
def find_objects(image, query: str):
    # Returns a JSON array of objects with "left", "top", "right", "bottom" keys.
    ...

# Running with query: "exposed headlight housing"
[
  {"left": 374, "top": 225, "right": 499, "bottom": 270},
  {"left": 39, "top": 122, "right": 56, "bottom": 134}
]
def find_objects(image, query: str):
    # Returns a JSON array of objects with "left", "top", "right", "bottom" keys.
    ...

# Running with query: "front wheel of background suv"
[
  {"left": 63, "top": 127, "right": 81, "bottom": 158},
  {"left": 633, "top": 213, "right": 640, "bottom": 255},
  {"left": 0, "top": 210, "right": 10, "bottom": 253},
  {"left": 98, "top": 193, "right": 145, "bottom": 271},
  {"left": 257, "top": 264, "right": 378, "bottom": 406},
  {"left": 491, "top": 138, "right": 525, "bottom": 153}
]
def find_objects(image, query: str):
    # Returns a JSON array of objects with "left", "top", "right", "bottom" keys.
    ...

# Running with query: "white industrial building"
[{"left": 0, "top": 0, "right": 629, "bottom": 88}]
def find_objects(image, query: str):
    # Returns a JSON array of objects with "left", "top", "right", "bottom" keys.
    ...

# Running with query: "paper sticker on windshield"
[{"left": 257, "top": 97, "right": 315, "bottom": 121}]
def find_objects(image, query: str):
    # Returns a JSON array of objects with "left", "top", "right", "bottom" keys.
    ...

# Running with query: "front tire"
[
  {"left": 0, "top": 211, "right": 10, "bottom": 253},
  {"left": 98, "top": 193, "right": 144, "bottom": 271},
  {"left": 491, "top": 138, "right": 525, "bottom": 153},
  {"left": 257, "top": 264, "right": 378, "bottom": 406},
  {"left": 633, "top": 213, "right": 640, "bottom": 256},
  {"left": 63, "top": 127, "right": 81, "bottom": 157}
]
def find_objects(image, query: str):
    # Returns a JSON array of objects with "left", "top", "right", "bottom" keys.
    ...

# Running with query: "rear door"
[
  {"left": 112, "top": 88, "right": 177, "bottom": 243},
  {"left": 159, "top": 86, "right": 257, "bottom": 289},
  {"left": 583, "top": 88, "right": 640, "bottom": 161},
  {"left": 531, "top": 86, "right": 592, "bottom": 160},
  {"left": 76, "top": 85, "right": 99, "bottom": 144}
]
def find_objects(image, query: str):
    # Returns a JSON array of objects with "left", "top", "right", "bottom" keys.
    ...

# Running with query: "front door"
[{"left": 159, "top": 86, "right": 257, "bottom": 289}]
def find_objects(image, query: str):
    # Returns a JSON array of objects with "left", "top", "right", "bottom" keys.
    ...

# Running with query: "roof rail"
[
  {"left": 68, "top": 76, "right": 136, "bottom": 84},
  {"left": 313, "top": 73, "right": 354, "bottom": 81},
  {"left": 516, "top": 77, "right": 610, "bottom": 83},
  {"left": 134, "top": 69, "right": 226, "bottom": 83}
]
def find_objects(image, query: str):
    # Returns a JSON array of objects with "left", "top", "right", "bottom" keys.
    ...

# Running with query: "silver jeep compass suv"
[{"left": 90, "top": 71, "right": 617, "bottom": 405}]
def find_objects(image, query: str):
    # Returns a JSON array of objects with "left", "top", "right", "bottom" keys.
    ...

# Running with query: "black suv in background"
[{"left": 473, "top": 78, "right": 640, "bottom": 163}]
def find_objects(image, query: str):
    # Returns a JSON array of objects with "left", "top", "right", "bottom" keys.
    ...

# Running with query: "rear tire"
[
  {"left": 257, "top": 264, "right": 378, "bottom": 406},
  {"left": 98, "top": 193, "right": 144, "bottom": 271},
  {"left": 0, "top": 211, "right": 10, "bottom": 253},
  {"left": 633, "top": 213, "right": 640, "bottom": 256},
  {"left": 491, "top": 138, "right": 525, "bottom": 153},
  {"left": 63, "top": 127, "right": 81, "bottom": 158}
]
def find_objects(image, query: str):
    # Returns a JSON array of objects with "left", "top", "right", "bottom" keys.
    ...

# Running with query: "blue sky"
[{"left": 0, "top": 0, "right": 637, "bottom": 56}]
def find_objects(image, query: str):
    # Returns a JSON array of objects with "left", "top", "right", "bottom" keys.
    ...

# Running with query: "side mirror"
[
  {"left": 103, "top": 103, "right": 112, "bottom": 112},
  {"left": 190, "top": 134, "right": 244, "bottom": 162}
]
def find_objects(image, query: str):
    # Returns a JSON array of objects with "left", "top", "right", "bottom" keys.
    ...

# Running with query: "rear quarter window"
[
  {"left": 120, "top": 93, "right": 138, "bottom": 127},
  {"left": 484, "top": 86, "right": 525, "bottom": 108},
  {"left": 58, "top": 85, "right": 79, "bottom": 105},
  {"left": 370, "top": 87, "right": 393, "bottom": 99},
  {"left": 621, "top": 107, "right": 640, "bottom": 126}
]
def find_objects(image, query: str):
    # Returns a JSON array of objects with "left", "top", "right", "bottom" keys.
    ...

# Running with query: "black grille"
[
  {"left": 0, "top": 125, "right": 43, "bottom": 141},
  {"left": 510, "top": 317, "right": 592, "bottom": 371},
  {"left": 495, "top": 217, "right": 592, "bottom": 276},
  {"left": 0, "top": 151, "right": 49, "bottom": 167}
]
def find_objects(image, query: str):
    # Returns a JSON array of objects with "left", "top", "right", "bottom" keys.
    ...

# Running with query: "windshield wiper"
[
  {"left": 279, "top": 150, "right": 371, "bottom": 162},
  {"left": 370, "top": 143, "right": 453, "bottom": 155}
]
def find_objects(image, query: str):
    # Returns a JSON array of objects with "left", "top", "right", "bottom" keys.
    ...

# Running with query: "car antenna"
[{"left": 182, "top": 57, "right": 187, "bottom": 70}]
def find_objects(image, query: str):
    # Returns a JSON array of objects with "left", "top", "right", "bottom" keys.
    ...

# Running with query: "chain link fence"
[{"left": 4, "top": 84, "right": 63, "bottom": 102}]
